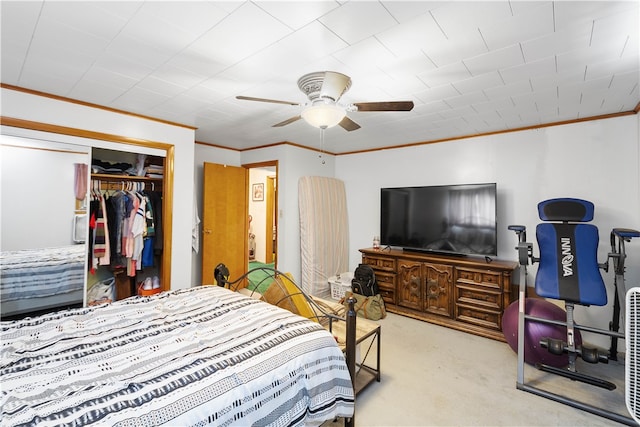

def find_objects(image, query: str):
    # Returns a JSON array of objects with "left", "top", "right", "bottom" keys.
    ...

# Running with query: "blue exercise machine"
[{"left": 508, "top": 198, "right": 639, "bottom": 424}]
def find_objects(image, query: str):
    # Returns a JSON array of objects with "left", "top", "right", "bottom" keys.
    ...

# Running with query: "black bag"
[{"left": 351, "top": 264, "right": 378, "bottom": 297}]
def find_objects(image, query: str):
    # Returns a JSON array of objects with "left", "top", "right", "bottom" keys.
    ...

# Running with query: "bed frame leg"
[{"left": 345, "top": 297, "right": 357, "bottom": 427}]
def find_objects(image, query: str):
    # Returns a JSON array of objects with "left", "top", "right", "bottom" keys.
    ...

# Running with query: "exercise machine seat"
[{"left": 535, "top": 198, "right": 607, "bottom": 306}]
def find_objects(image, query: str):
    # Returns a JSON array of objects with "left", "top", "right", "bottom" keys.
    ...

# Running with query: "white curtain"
[{"left": 298, "top": 176, "right": 349, "bottom": 298}]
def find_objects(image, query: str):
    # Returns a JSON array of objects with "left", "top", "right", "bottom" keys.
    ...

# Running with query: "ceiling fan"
[{"left": 236, "top": 71, "right": 414, "bottom": 131}]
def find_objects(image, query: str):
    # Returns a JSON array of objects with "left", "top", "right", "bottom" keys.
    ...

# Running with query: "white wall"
[
  {"left": 336, "top": 114, "right": 640, "bottom": 348},
  {"left": 1, "top": 87, "right": 196, "bottom": 289}
]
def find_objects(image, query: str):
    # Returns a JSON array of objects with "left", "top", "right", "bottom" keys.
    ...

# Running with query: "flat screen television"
[{"left": 380, "top": 183, "right": 497, "bottom": 257}]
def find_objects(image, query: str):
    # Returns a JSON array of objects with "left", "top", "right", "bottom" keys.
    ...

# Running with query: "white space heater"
[{"left": 626, "top": 287, "right": 640, "bottom": 423}]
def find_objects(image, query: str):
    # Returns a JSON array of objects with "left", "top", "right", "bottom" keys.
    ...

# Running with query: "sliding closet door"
[{"left": 0, "top": 136, "right": 90, "bottom": 316}]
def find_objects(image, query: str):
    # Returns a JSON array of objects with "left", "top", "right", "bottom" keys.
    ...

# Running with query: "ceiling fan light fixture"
[{"left": 301, "top": 103, "right": 346, "bottom": 129}]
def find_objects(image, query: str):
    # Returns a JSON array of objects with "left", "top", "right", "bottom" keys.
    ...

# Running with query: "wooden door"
[
  {"left": 265, "top": 176, "right": 276, "bottom": 264},
  {"left": 201, "top": 163, "right": 248, "bottom": 286}
]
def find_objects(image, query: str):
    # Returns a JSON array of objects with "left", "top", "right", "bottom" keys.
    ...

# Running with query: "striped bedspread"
[
  {"left": 0, "top": 286, "right": 354, "bottom": 426},
  {"left": 0, "top": 245, "right": 85, "bottom": 302}
]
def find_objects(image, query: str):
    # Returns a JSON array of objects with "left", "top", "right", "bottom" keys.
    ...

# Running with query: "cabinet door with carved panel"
[
  {"left": 423, "top": 263, "right": 453, "bottom": 317},
  {"left": 397, "top": 259, "right": 423, "bottom": 310}
]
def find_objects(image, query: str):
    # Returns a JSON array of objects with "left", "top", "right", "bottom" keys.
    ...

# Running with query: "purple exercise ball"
[{"left": 502, "top": 298, "right": 582, "bottom": 368}]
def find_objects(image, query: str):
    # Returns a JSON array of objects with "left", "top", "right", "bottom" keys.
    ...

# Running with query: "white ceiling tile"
[
  {"left": 607, "top": 70, "right": 640, "bottom": 109},
  {"left": 452, "top": 71, "right": 503, "bottom": 95},
  {"left": 530, "top": 69, "right": 584, "bottom": 94},
  {"left": 414, "top": 85, "right": 460, "bottom": 104},
  {"left": 556, "top": 43, "right": 624, "bottom": 79},
  {"left": 429, "top": 1, "right": 512, "bottom": 39},
  {"left": 155, "top": 91, "right": 212, "bottom": 117},
  {"left": 474, "top": 97, "right": 516, "bottom": 114},
  {"left": 521, "top": 24, "right": 592, "bottom": 63},
  {"left": 510, "top": 89, "right": 536, "bottom": 106},
  {"left": 374, "top": 74, "right": 428, "bottom": 98},
  {"left": 118, "top": 10, "right": 201, "bottom": 53},
  {"left": 68, "top": 80, "right": 126, "bottom": 106},
  {"left": 586, "top": 53, "right": 640, "bottom": 82},
  {"left": 139, "top": 1, "right": 230, "bottom": 36},
  {"left": 0, "top": 1, "right": 41, "bottom": 70},
  {"left": 188, "top": 2, "right": 292, "bottom": 66},
  {"left": 0, "top": 56, "right": 23, "bottom": 83},
  {"left": 78, "top": 66, "right": 138, "bottom": 92},
  {"left": 90, "top": 1, "right": 144, "bottom": 20},
  {"left": 376, "top": 13, "right": 445, "bottom": 58},
  {"left": 379, "top": 53, "right": 436, "bottom": 80},
  {"left": 34, "top": 16, "right": 111, "bottom": 59},
  {"left": 106, "top": 34, "right": 173, "bottom": 70},
  {"left": 332, "top": 37, "right": 396, "bottom": 72},
  {"left": 442, "top": 90, "right": 488, "bottom": 109},
  {"left": 199, "top": 75, "right": 254, "bottom": 100},
  {"left": 136, "top": 75, "right": 187, "bottom": 98},
  {"left": 590, "top": 6, "right": 640, "bottom": 56},
  {"left": 484, "top": 79, "right": 532, "bottom": 101},
  {"left": 255, "top": 1, "right": 339, "bottom": 30},
  {"left": 319, "top": 1, "right": 397, "bottom": 45},
  {"left": 500, "top": 56, "right": 556, "bottom": 85},
  {"left": 17, "top": 67, "right": 77, "bottom": 95},
  {"left": 422, "top": 29, "right": 488, "bottom": 68},
  {"left": 418, "top": 61, "right": 473, "bottom": 88},
  {"left": 381, "top": 1, "right": 444, "bottom": 23},
  {"left": 92, "top": 52, "right": 155, "bottom": 81},
  {"left": 164, "top": 49, "right": 227, "bottom": 80},
  {"left": 111, "top": 86, "right": 172, "bottom": 112},
  {"left": 151, "top": 63, "right": 206, "bottom": 90},
  {"left": 554, "top": 1, "right": 638, "bottom": 32},
  {"left": 531, "top": 87, "right": 559, "bottom": 110},
  {"left": 464, "top": 44, "right": 524, "bottom": 77},
  {"left": 479, "top": 2, "right": 554, "bottom": 50},
  {"left": 225, "top": 21, "right": 348, "bottom": 84},
  {"left": 41, "top": 1, "right": 129, "bottom": 41}
]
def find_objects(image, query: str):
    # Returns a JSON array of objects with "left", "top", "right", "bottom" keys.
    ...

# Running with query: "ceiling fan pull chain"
[{"left": 319, "top": 128, "right": 326, "bottom": 165}]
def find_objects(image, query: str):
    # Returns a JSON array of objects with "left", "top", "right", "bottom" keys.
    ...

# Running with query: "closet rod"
[{"left": 91, "top": 180, "right": 160, "bottom": 192}]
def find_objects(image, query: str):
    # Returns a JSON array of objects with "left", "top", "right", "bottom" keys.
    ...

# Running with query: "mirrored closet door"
[{"left": 1, "top": 136, "right": 90, "bottom": 319}]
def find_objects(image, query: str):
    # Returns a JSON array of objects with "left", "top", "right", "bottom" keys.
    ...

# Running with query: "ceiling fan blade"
[
  {"left": 320, "top": 71, "right": 352, "bottom": 102},
  {"left": 353, "top": 101, "right": 414, "bottom": 112},
  {"left": 272, "top": 115, "right": 302, "bottom": 127},
  {"left": 338, "top": 116, "right": 361, "bottom": 132},
  {"left": 236, "top": 95, "right": 300, "bottom": 106}
]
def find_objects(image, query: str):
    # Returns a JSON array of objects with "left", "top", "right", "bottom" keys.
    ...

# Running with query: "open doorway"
[{"left": 245, "top": 162, "right": 278, "bottom": 271}]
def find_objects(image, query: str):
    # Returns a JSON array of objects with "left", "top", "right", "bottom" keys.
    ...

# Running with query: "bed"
[
  {"left": 0, "top": 245, "right": 86, "bottom": 317},
  {"left": 0, "top": 280, "right": 355, "bottom": 426}
]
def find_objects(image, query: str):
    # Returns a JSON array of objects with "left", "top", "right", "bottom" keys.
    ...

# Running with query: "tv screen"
[{"left": 380, "top": 183, "right": 497, "bottom": 257}]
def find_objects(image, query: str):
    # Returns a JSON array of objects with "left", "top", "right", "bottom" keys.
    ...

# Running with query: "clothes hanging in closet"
[{"left": 88, "top": 188, "right": 162, "bottom": 277}]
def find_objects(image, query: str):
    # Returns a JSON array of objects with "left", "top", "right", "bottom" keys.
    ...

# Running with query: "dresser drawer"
[
  {"left": 455, "top": 268, "right": 502, "bottom": 290},
  {"left": 363, "top": 255, "right": 396, "bottom": 272},
  {"left": 455, "top": 284, "right": 501, "bottom": 310},
  {"left": 375, "top": 271, "right": 395, "bottom": 289},
  {"left": 379, "top": 288, "right": 396, "bottom": 305},
  {"left": 455, "top": 304, "right": 501, "bottom": 331},
  {"left": 375, "top": 271, "right": 396, "bottom": 304}
]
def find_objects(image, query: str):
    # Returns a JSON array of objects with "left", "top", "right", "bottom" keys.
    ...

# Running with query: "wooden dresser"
[{"left": 360, "top": 248, "right": 518, "bottom": 342}]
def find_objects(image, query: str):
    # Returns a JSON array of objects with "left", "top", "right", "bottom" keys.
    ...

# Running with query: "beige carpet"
[{"left": 346, "top": 312, "right": 630, "bottom": 426}]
